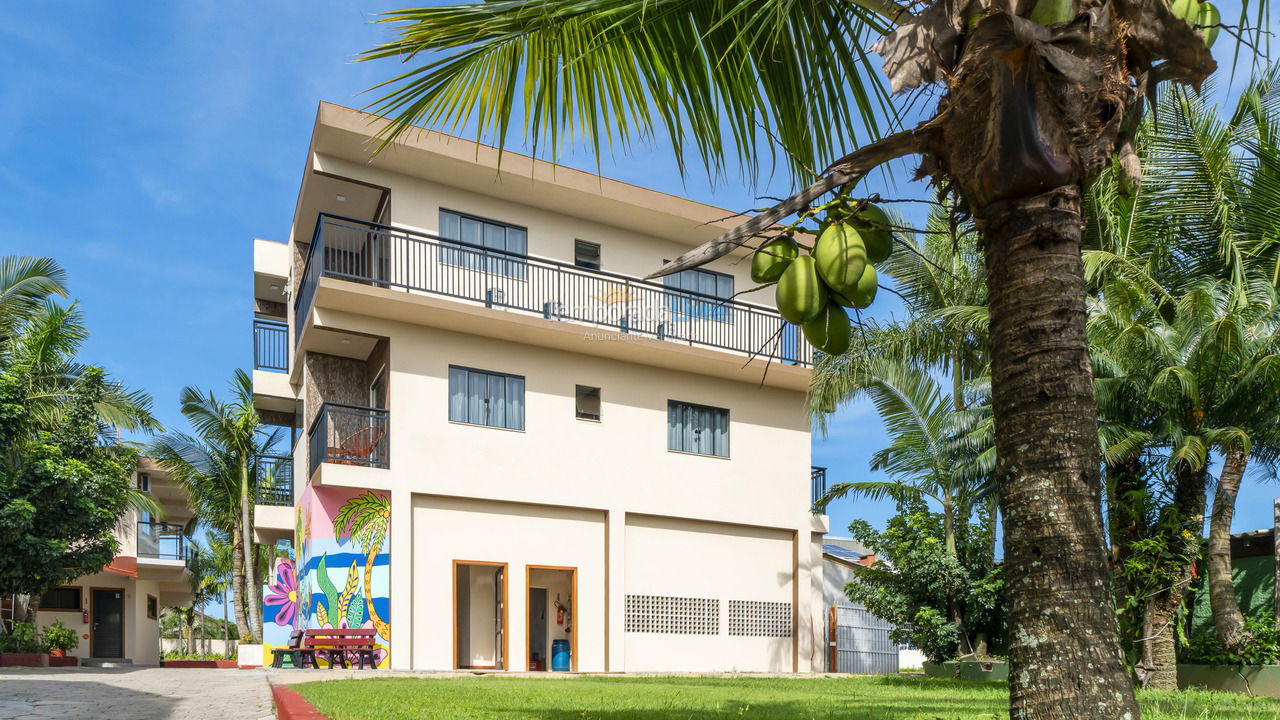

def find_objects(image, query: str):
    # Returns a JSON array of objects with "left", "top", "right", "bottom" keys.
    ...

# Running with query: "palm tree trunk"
[
  {"left": 363, "top": 545, "right": 391, "bottom": 643},
  {"left": 1208, "top": 449, "right": 1251, "bottom": 653},
  {"left": 1106, "top": 456, "right": 1146, "bottom": 662},
  {"left": 979, "top": 187, "right": 1139, "bottom": 717},
  {"left": 230, "top": 533, "right": 250, "bottom": 641},
  {"left": 240, "top": 461, "right": 262, "bottom": 642},
  {"left": 222, "top": 590, "right": 231, "bottom": 659},
  {"left": 1141, "top": 461, "right": 1207, "bottom": 691}
]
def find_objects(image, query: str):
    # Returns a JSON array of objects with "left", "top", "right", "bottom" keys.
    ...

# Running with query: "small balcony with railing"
[
  {"left": 811, "top": 466, "right": 828, "bottom": 513},
  {"left": 137, "top": 521, "right": 188, "bottom": 563},
  {"left": 253, "top": 319, "right": 289, "bottom": 372},
  {"left": 308, "top": 402, "right": 389, "bottom": 478},
  {"left": 256, "top": 454, "right": 294, "bottom": 506},
  {"left": 293, "top": 213, "right": 815, "bottom": 371}
]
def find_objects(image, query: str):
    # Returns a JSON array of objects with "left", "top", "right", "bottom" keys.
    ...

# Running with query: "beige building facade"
[
  {"left": 251, "top": 102, "right": 828, "bottom": 672},
  {"left": 34, "top": 459, "right": 195, "bottom": 665}
]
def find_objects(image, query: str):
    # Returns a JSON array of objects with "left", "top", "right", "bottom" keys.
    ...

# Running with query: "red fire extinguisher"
[{"left": 555, "top": 594, "right": 565, "bottom": 626}]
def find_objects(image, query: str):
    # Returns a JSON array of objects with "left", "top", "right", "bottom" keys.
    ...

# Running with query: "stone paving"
[{"left": 0, "top": 667, "right": 274, "bottom": 720}]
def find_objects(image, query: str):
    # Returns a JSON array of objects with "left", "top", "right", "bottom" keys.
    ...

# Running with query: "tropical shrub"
[
  {"left": 41, "top": 620, "right": 78, "bottom": 653},
  {"left": 1184, "top": 618, "right": 1280, "bottom": 666},
  {"left": 0, "top": 622, "right": 47, "bottom": 654}
]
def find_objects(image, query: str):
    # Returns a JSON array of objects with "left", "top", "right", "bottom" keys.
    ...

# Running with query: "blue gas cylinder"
[{"left": 551, "top": 639, "right": 571, "bottom": 671}]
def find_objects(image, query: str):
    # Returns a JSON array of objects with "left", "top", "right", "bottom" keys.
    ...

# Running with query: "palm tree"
[
  {"left": 150, "top": 370, "right": 281, "bottom": 643},
  {"left": 357, "top": 4, "right": 1241, "bottom": 709},
  {"left": 817, "top": 360, "right": 992, "bottom": 655},
  {"left": 334, "top": 492, "right": 391, "bottom": 643}
]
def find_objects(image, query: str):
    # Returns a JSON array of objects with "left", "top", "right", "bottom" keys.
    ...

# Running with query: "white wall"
[
  {"left": 411, "top": 495, "right": 607, "bottom": 671},
  {"left": 35, "top": 574, "right": 162, "bottom": 665}
]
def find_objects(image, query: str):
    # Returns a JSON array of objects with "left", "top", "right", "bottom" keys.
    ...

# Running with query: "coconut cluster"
[{"left": 750, "top": 202, "right": 892, "bottom": 356}]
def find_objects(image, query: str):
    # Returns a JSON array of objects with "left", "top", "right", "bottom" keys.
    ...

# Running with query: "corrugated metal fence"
[{"left": 830, "top": 603, "right": 898, "bottom": 674}]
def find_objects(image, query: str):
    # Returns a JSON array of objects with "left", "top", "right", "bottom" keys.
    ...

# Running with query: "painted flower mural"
[
  {"left": 264, "top": 486, "right": 392, "bottom": 668},
  {"left": 264, "top": 559, "right": 299, "bottom": 628}
]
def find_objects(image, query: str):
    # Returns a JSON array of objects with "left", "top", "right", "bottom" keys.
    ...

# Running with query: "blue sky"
[{"left": 1, "top": 0, "right": 1275, "bottom": 558}]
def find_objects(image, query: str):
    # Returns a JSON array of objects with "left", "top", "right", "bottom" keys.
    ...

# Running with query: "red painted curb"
[{"left": 271, "top": 683, "right": 329, "bottom": 720}]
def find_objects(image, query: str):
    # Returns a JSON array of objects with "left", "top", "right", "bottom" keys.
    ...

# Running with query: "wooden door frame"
[
  {"left": 525, "top": 565, "right": 577, "bottom": 673},
  {"left": 89, "top": 586, "right": 125, "bottom": 659},
  {"left": 452, "top": 560, "right": 509, "bottom": 670}
]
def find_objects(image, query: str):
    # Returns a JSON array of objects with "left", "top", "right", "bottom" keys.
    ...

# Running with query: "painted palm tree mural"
[
  {"left": 334, "top": 491, "right": 392, "bottom": 643},
  {"left": 262, "top": 487, "right": 392, "bottom": 667}
]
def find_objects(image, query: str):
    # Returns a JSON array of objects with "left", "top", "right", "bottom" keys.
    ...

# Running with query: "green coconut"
[
  {"left": 1030, "top": 0, "right": 1075, "bottom": 26},
  {"left": 851, "top": 204, "right": 893, "bottom": 263},
  {"left": 751, "top": 236, "right": 799, "bottom": 284},
  {"left": 813, "top": 223, "right": 868, "bottom": 296},
  {"left": 803, "top": 304, "right": 851, "bottom": 356},
  {"left": 1169, "top": 0, "right": 1198, "bottom": 22},
  {"left": 847, "top": 264, "right": 878, "bottom": 309},
  {"left": 1198, "top": 1, "right": 1220, "bottom": 46},
  {"left": 776, "top": 255, "right": 827, "bottom": 324}
]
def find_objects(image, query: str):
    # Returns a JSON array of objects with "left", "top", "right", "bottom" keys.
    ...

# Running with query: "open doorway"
[
  {"left": 527, "top": 566, "right": 576, "bottom": 672},
  {"left": 454, "top": 561, "right": 507, "bottom": 670}
]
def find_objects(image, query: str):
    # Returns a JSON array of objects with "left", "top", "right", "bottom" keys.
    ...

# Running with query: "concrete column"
[
  {"left": 605, "top": 508, "right": 626, "bottom": 672},
  {"left": 390, "top": 488, "right": 413, "bottom": 670}
]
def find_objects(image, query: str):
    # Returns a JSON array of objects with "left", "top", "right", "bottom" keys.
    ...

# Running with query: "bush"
[
  {"left": 1184, "top": 618, "right": 1280, "bottom": 665},
  {"left": 161, "top": 651, "right": 227, "bottom": 661},
  {"left": 0, "top": 622, "right": 48, "bottom": 654},
  {"left": 42, "top": 620, "right": 78, "bottom": 653}
]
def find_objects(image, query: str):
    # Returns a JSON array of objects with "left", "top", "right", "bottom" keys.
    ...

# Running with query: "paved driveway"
[{"left": 0, "top": 667, "right": 274, "bottom": 720}]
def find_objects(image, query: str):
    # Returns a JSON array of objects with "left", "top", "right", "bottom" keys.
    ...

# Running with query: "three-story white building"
[{"left": 251, "top": 102, "right": 829, "bottom": 673}]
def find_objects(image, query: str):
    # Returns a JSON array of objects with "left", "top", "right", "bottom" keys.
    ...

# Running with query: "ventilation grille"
[
  {"left": 625, "top": 595, "right": 719, "bottom": 635},
  {"left": 728, "top": 600, "right": 792, "bottom": 637}
]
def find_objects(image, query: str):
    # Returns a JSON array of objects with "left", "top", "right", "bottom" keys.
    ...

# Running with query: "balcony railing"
[
  {"left": 256, "top": 454, "right": 294, "bottom": 506},
  {"left": 294, "top": 213, "right": 814, "bottom": 365},
  {"left": 811, "top": 466, "right": 828, "bottom": 511},
  {"left": 137, "top": 521, "right": 188, "bottom": 561},
  {"left": 253, "top": 318, "right": 288, "bottom": 372},
  {"left": 308, "top": 402, "right": 389, "bottom": 477}
]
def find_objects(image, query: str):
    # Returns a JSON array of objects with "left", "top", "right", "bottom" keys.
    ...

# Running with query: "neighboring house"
[
  {"left": 33, "top": 458, "right": 195, "bottom": 665},
  {"left": 822, "top": 537, "right": 924, "bottom": 672},
  {"left": 249, "top": 102, "right": 829, "bottom": 672}
]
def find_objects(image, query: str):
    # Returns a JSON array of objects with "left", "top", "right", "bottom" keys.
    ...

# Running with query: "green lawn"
[{"left": 292, "top": 676, "right": 1280, "bottom": 719}]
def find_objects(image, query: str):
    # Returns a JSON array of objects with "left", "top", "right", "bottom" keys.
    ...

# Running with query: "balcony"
[
  {"left": 253, "top": 318, "right": 288, "bottom": 372},
  {"left": 294, "top": 213, "right": 814, "bottom": 366},
  {"left": 811, "top": 466, "right": 828, "bottom": 511},
  {"left": 308, "top": 402, "right": 389, "bottom": 477},
  {"left": 137, "top": 521, "right": 188, "bottom": 561},
  {"left": 256, "top": 454, "right": 294, "bottom": 506}
]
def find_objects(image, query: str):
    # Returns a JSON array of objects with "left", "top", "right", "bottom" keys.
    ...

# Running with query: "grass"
[{"left": 292, "top": 675, "right": 1280, "bottom": 719}]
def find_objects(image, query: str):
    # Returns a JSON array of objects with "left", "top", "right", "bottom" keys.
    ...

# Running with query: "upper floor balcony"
[
  {"left": 293, "top": 213, "right": 815, "bottom": 367},
  {"left": 308, "top": 402, "right": 389, "bottom": 478},
  {"left": 253, "top": 318, "right": 289, "bottom": 372},
  {"left": 810, "top": 466, "right": 828, "bottom": 512},
  {"left": 137, "top": 520, "right": 188, "bottom": 561},
  {"left": 256, "top": 454, "right": 294, "bottom": 506}
]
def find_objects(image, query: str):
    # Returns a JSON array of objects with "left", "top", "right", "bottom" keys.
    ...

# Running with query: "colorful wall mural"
[{"left": 262, "top": 486, "right": 392, "bottom": 667}]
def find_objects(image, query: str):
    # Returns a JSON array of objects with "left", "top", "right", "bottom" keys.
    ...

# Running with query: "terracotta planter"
[
  {"left": 49, "top": 648, "right": 65, "bottom": 658},
  {"left": 1, "top": 652, "right": 49, "bottom": 667},
  {"left": 48, "top": 656, "right": 78, "bottom": 667},
  {"left": 1179, "top": 664, "right": 1280, "bottom": 698}
]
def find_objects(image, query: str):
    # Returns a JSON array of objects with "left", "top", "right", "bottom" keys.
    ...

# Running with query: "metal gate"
[{"left": 830, "top": 603, "right": 898, "bottom": 674}]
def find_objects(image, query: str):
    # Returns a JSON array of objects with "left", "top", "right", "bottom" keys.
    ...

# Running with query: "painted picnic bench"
[{"left": 270, "top": 628, "right": 378, "bottom": 669}]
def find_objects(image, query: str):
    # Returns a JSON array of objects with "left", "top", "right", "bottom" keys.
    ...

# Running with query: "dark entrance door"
[{"left": 91, "top": 589, "right": 124, "bottom": 658}]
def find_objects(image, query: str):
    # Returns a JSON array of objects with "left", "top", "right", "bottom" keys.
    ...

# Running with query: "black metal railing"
[
  {"left": 137, "top": 521, "right": 188, "bottom": 560},
  {"left": 308, "top": 402, "right": 390, "bottom": 477},
  {"left": 256, "top": 454, "right": 294, "bottom": 506},
  {"left": 294, "top": 213, "right": 814, "bottom": 365},
  {"left": 811, "top": 466, "right": 828, "bottom": 511},
  {"left": 253, "top": 318, "right": 289, "bottom": 372}
]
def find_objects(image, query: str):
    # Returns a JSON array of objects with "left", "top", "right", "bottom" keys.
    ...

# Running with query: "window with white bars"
[
  {"left": 727, "top": 600, "right": 792, "bottom": 637},
  {"left": 625, "top": 595, "right": 719, "bottom": 635}
]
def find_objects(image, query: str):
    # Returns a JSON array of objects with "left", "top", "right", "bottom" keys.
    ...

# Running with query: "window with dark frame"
[
  {"left": 667, "top": 400, "right": 730, "bottom": 457},
  {"left": 147, "top": 595, "right": 158, "bottom": 620},
  {"left": 40, "top": 587, "right": 81, "bottom": 611},
  {"left": 448, "top": 365, "right": 526, "bottom": 431},
  {"left": 136, "top": 473, "right": 150, "bottom": 492},
  {"left": 575, "top": 385, "right": 602, "bottom": 421},
  {"left": 439, "top": 209, "right": 528, "bottom": 279},
  {"left": 662, "top": 264, "right": 734, "bottom": 323},
  {"left": 574, "top": 240, "right": 601, "bottom": 270}
]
